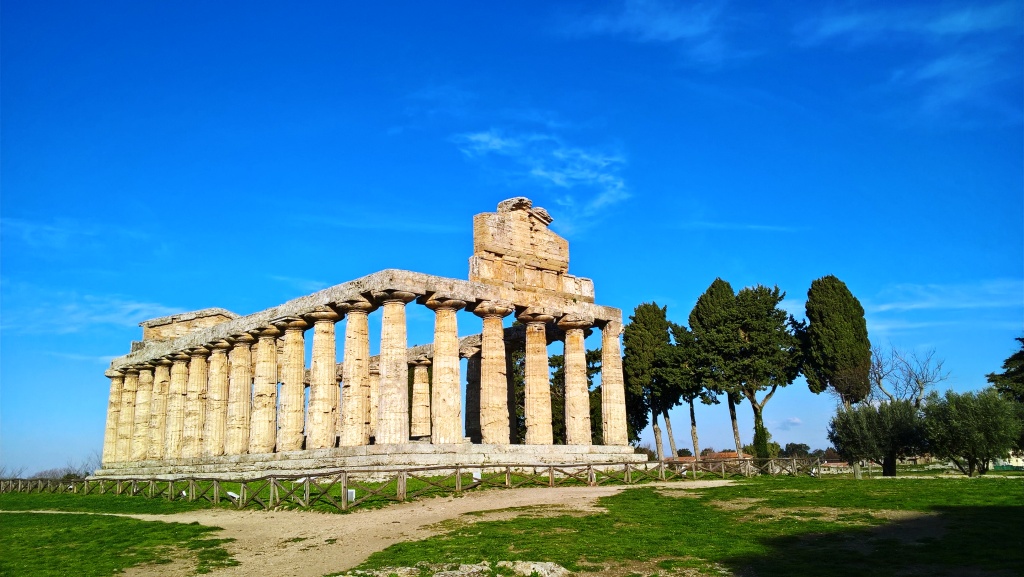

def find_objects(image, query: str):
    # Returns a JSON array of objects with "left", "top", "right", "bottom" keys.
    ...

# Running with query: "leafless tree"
[
  {"left": 869, "top": 345, "right": 950, "bottom": 408},
  {"left": 0, "top": 464, "right": 26, "bottom": 479}
]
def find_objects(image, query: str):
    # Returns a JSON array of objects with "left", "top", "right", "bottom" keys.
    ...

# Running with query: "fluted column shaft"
[
  {"left": 340, "top": 300, "right": 373, "bottom": 446},
  {"left": 410, "top": 359, "right": 431, "bottom": 438},
  {"left": 249, "top": 327, "right": 281, "bottom": 454},
  {"left": 376, "top": 291, "right": 416, "bottom": 444},
  {"left": 115, "top": 369, "right": 139, "bottom": 462},
  {"left": 225, "top": 335, "right": 255, "bottom": 455},
  {"left": 600, "top": 320, "right": 629, "bottom": 446},
  {"left": 202, "top": 342, "right": 230, "bottom": 457},
  {"left": 277, "top": 319, "right": 309, "bottom": 452},
  {"left": 130, "top": 366, "right": 154, "bottom": 461},
  {"left": 465, "top": 351, "right": 482, "bottom": 443},
  {"left": 475, "top": 302, "right": 513, "bottom": 444},
  {"left": 182, "top": 349, "right": 209, "bottom": 458},
  {"left": 427, "top": 297, "right": 466, "bottom": 444},
  {"left": 148, "top": 361, "right": 171, "bottom": 460},
  {"left": 368, "top": 363, "right": 381, "bottom": 439},
  {"left": 520, "top": 314, "right": 554, "bottom": 445},
  {"left": 102, "top": 372, "right": 124, "bottom": 465},
  {"left": 165, "top": 355, "right": 189, "bottom": 458},
  {"left": 307, "top": 309, "right": 341, "bottom": 450},
  {"left": 560, "top": 316, "right": 593, "bottom": 446}
]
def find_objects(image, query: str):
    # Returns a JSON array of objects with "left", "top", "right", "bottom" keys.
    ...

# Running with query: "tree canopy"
[
  {"left": 623, "top": 302, "right": 671, "bottom": 455},
  {"left": 987, "top": 337, "right": 1024, "bottom": 404},
  {"left": 802, "top": 275, "right": 871, "bottom": 406},
  {"left": 923, "top": 388, "right": 1022, "bottom": 477},
  {"left": 827, "top": 400, "right": 925, "bottom": 476}
]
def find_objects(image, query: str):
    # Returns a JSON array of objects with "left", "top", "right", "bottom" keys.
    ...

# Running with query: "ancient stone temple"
[{"left": 96, "top": 198, "right": 641, "bottom": 478}]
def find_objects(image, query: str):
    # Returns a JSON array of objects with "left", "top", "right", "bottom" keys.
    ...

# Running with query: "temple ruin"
[{"left": 96, "top": 197, "right": 641, "bottom": 478}]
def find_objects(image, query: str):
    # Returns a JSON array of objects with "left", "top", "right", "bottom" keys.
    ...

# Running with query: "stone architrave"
[
  {"left": 518, "top": 310, "right": 555, "bottom": 445},
  {"left": 131, "top": 365, "right": 154, "bottom": 461},
  {"left": 473, "top": 301, "right": 513, "bottom": 444},
  {"left": 409, "top": 357, "right": 432, "bottom": 438},
  {"left": 249, "top": 326, "right": 281, "bottom": 454},
  {"left": 339, "top": 298, "right": 374, "bottom": 446},
  {"left": 276, "top": 318, "right": 309, "bottom": 453},
  {"left": 148, "top": 359, "right": 171, "bottom": 461},
  {"left": 102, "top": 370, "right": 124, "bottom": 464},
  {"left": 375, "top": 290, "right": 416, "bottom": 444},
  {"left": 202, "top": 341, "right": 231, "bottom": 457},
  {"left": 225, "top": 334, "right": 255, "bottom": 455},
  {"left": 115, "top": 368, "right": 139, "bottom": 462},
  {"left": 599, "top": 320, "right": 629, "bottom": 446},
  {"left": 464, "top": 348, "right": 482, "bottom": 443},
  {"left": 425, "top": 296, "right": 466, "bottom": 444},
  {"left": 368, "top": 361, "right": 381, "bottom": 440},
  {"left": 559, "top": 314, "right": 593, "bottom": 446},
  {"left": 164, "top": 353, "right": 190, "bottom": 459},
  {"left": 182, "top": 348, "right": 210, "bottom": 459},
  {"left": 306, "top": 307, "right": 341, "bottom": 450}
]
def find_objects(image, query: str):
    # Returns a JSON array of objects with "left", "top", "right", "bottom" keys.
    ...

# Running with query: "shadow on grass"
[{"left": 718, "top": 504, "right": 1024, "bottom": 577}]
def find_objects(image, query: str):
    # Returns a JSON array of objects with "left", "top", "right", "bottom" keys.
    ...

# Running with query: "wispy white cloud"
[
  {"left": 452, "top": 128, "right": 630, "bottom": 233},
  {"left": 868, "top": 279, "right": 1023, "bottom": 313},
  {"left": 0, "top": 285, "right": 183, "bottom": 334},
  {"left": 774, "top": 417, "right": 803, "bottom": 431},
  {"left": 1, "top": 217, "right": 149, "bottom": 252},
  {"left": 45, "top": 352, "right": 119, "bottom": 365},
  {"left": 269, "top": 275, "right": 329, "bottom": 294}
]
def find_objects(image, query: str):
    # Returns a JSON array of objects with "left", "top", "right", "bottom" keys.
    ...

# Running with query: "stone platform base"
[{"left": 94, "top": 443, "right": 647, "bottom": 480}]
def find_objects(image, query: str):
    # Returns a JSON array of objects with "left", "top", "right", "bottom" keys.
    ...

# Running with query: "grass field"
[{"left": 348, "top": 476, "right": 1024, "bottom": 576}]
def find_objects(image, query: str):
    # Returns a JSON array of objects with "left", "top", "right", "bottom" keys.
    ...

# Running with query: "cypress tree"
[{"left": 803, "top": 275, "right": 871, "bottom": 407}]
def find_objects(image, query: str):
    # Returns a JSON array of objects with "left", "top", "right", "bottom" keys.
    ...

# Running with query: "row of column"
[{"left": 102, "top": 294, "right": 628, "bottom": 466}]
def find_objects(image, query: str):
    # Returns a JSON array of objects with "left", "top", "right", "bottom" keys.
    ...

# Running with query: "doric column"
[
  {"left": 202, "top": 341, "right": 230, "bottom": 457},
  {"left": 225, "top": 334, "right": 255, "bottom": 455},
  {"left": 410, "top": 357, "right": 432, "bottom": 438},
  {"left": 339, "top": 297, "right": 374, "bottom": 446},
  {"left": 464, "top": 348, "right": 482, "bottom": 443},
  {"left": 130, "top": 365, "right": 154, "bottom": 461},
  {"left": 182, "top": 347, "right": 210, "bottom": 459},
  {"left": 115, "top": 368, "right": 139, "bottom": 462},
  {"left": 425, "top": 296, "right": 466, "bottom": 444},
  {"left": 164, "top": 353, "right": 190, "bottom": 459},
  {"left": 275, "top": 317, "right": 309, "bottom": 453},
  {"left": 473, "top": 301, "right": 513, "bottom": 444},
  {"left": 599, "top": 319, "right": 629, "bottom": 446},
  {"left": 368, "top": 360, "right": 381, "bottom": 440},
  {"left": 375, "top": 290, "right": 417, "bottom": 444},
  {"left": 518, "top": 310, "right": 555, "bottom": 445},
  {"left": 306, "top": 307, "right": 341, "bottom": 450},
  {"left": 148, "top": 359, "right": 171, "bottom": 461},
  {"left": 559, "top": 314, "right": 593, "bottom": 446},
  {"left": 102, "top": 370, "right": 124, "bottom": 465},
  {"left": 249, "top": 326, "right": 281, "bottom": 454}
]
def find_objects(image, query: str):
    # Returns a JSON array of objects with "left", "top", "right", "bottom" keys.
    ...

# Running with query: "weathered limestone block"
[
  {"left": 140, "top": 308, "right": 239, "bottom": 342},
  {"left": 131, "top": 365, "right": 154, "bottom": 461},
  {"left": 148, "top": 359, "right": 171, "bottom": 460},
  {"left": 202, "top": 341, "right": 230, "bottom": 457},
  {"left": 164, "top": 353, "right": 190, "bottom": 458},
  {"left": 225, "top": 334, "right": 255, "bottom": 455},
  {"left": 473, "top": 301, "right": 513, "bottom": 444},
  {"left": 559, "top": 314, "right": 593, "bottom": 446},
  {"left": 306, "top": 307, "right": 341, "bottom": 450},
  {"left": 426, "top": 296, "right": 466, "bottom": 444},
  {"left": 276, "top": 318, "right": 309, "bottom": 453},
  {"left": 102, "top": 370, "right": 124, "bottom": 464},
  {"left": 249, "top": 327, "right": 281, "bottom": 454},
  {"left": 115, "top": 368, "right": 139, "bottom": 462},
  {"left": 464, "top": 348, "right": 482, "bottom": 443},
  {"left": 340, "top": 298, "right": 374, "bottom": 446},
  {"left": 519, "top": 310, "right": 555, "bottom": 445},
  {"left": 600, "top": 320, "right": 629, "bottom": 446},
  {"left": 473, "top": 197, "right": 568, "bottom": 273},
  {"left": 182, "top": 348, "right": 210, "bottom": 459},
  {"left": 376, "top": 291, "right": 416, "bottom": 444},
  {"left": 410, "top": 357, "right": 432, "bottom": 438}
]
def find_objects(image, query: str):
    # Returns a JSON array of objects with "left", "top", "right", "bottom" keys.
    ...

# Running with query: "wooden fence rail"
[{"left": 0, "top": 458, "right": 821, "bottom": 512}]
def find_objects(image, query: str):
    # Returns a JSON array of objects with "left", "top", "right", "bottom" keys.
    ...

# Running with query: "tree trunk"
[
  {"left": 752, "top": 405, "right": 768, "bottom": 459},
  {"left": 882, "top": 453, "right": 897, "bottom": 477},
  {"left": 689, "top": 399, "right": 700, "bottom": 461},
  {"left": 651, "top": 409, "right": 664, "bottom": 461},
  {"left": 843, "top": 399, "right": 863, "bottom": 480},
  {"left": 727, "top": 395, "right": 743, "bottom": 456},
  {"left": 662, "top": 409, "right": 678, "bottom": 458}
]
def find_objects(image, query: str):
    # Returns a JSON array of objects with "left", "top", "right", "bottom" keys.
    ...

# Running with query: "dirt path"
[{"left": 114, "top": 481, "right": 731, "bottom": 577}]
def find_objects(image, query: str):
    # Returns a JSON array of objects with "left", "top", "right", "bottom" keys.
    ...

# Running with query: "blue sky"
[{"left": 2, "top": 1, "right": 1021, "bottom": 473}]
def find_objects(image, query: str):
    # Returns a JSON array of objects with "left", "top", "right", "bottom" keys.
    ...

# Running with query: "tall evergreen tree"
[
  {"left": 623, "top": 302, "right": 671, "bottom": 459},
  {"left": 657, "top": 323, "right": 713, "bottom": 460},
  {"left": 689, "top": 279, "right": 745, "bottom": 456},
  {"left": 803, "top": 275, "right": 872, "bottom": 408},
  {"left": 733, "top": 285, "right": 802, "bottom": 459},
  {"left": 987, "top": 337, "right": 1024, "bottom": 404}
]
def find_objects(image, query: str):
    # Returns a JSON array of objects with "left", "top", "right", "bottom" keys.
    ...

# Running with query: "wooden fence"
[{"left": 0, "top": 458, "right": 820, "bottom": 512}]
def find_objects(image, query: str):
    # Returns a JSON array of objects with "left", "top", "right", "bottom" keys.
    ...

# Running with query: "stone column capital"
[
  {"left": 227, "top": 333, "right": 257, "bottom": 346},
  {"left": 557, "top": 313, "right": 594, "bottom": 331},
  {"left": 304, "top": 306, "right": 342, "bottom": 324},
  {"left": 517, "top": 307, "right": 556, "bottom": 325},
  {"left": 337, "top": 296, "right": 377, "bottom": 314},
  {"left": 471, "top": 300, "right": 514, "bottom": 319},
  {"left": 208, "top": 340, "right": 232, "bottom": 353},
  {"left": 135, "top": 362, "right": 155, "bottom": 371},
  {"left": 272, "top": 316, "right": 309, "bottom": 332},
  {"left": 187, "top": 346, "right": 211, "bottom": 358},
  {"left": 251, "top": 326, "right": 282, "bottom": 340},
  {"left": 409, "top": 356, "right": 432, "bottom": 368},
  {"left": 425, "top": 295, "right": 467, "bottom": 312},
  {"left": 170, "top": 352, "right": 191, "bottom": 363},
  {"left": 154, "top": 357, "right": 174, "bottom": 367},
  {"left": 124, "top": 367, "right": 141, "bottom": 375},
  {"left": 105, "top": 369, "right": 124, "bottom": 379},
  {"left": 373, "top": 290, "right": 417, "bottom": 305}
]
